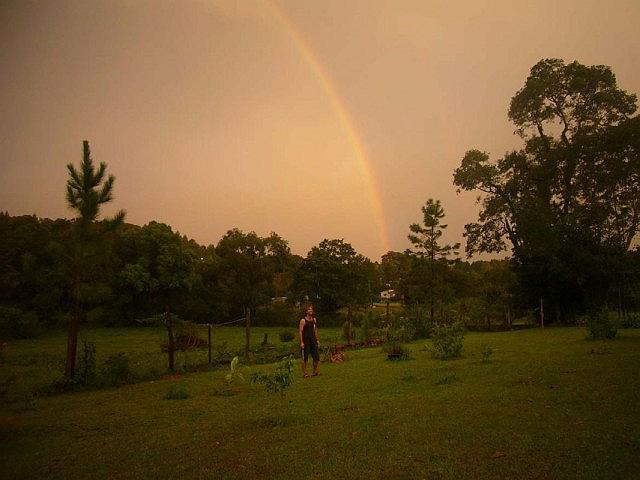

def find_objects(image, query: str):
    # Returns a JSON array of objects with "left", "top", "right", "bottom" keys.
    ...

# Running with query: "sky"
[{"left": 2, "top": 0, "right": 640, "bottom": 261}]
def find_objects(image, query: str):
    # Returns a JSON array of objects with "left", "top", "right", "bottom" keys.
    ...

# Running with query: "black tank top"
[{"left": 302, "top": 317, "right": 316, "bottom": 341}]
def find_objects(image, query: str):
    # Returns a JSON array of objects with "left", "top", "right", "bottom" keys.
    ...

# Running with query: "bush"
[
  {"left": 621, "top": 312, "right": 640, "bottom": 328},
  {"left": 586, "top": 310, "right": 617, "bottom": 340},
  {"left": 279, "top": 330, "right": 296, "bottom": 342},
  {"left": 164, "top": 384, "right": 190, "bottom": 400},
  {"left": 431, "top": 323, "right": 465, "bottom": 359}
]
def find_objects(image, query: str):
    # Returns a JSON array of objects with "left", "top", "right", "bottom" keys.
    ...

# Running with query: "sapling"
[{"left": 251, "top": 355, "right": 295, "bottom": 396}]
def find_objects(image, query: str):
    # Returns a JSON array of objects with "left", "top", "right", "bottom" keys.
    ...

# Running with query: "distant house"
[
  {"left": 380, "top": 289, "right": 395, "bottom": 300},
  {"left": 271, "top": 296, "right": 287, "bottom": 304}
]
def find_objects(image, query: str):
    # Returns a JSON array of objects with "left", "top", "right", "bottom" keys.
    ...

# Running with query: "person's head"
[{"left": 305, "top": 304, "right": 314, "bottom": 318}]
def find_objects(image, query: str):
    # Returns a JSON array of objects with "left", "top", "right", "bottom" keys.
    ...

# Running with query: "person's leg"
[
  {"left": 302, "top": 344, "right": 310, "bottom": 377},
  {"left": 311, "top": 343, "right": 320, "bottom": 375}
]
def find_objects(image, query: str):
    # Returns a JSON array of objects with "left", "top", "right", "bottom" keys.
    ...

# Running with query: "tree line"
[{"left": 1, "top": 57, "right": 639, "bottom": 374}]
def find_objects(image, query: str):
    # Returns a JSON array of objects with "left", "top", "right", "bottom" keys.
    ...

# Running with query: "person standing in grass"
[{"left": 299, "top": 304, "right": 320, "bottom": 378}]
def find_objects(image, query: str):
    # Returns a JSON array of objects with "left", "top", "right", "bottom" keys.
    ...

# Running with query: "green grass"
[
  {"left": 1, "top": 327, "right": 640, "bottom": 479},
  {"left": 0, "top": 326, "right": 344, "bottom": 405}
]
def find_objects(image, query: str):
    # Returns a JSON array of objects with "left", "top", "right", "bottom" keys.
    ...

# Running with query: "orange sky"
[{"left": 2, "top": 0, "right": 640, "bottom": 260}]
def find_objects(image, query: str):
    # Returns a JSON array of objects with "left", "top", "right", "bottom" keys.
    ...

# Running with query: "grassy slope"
[{"left": 1, "top": 327, "right": 639, "bottom": 479}]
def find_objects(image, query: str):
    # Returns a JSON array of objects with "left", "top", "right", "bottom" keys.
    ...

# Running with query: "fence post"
[{"left": 208, "top": 324, "right": 212, "bottom": 365}]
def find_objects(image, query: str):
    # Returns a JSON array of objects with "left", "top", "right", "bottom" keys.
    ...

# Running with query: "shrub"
[
  {"left": 431, "top": 323, "right": 465, "bottom": 359},
  {"left": 279, "top": 330, "right": 296, "bottom": 342},
  {"left": 621, "top": 312, "right": 640, "bottom": 328},
  {"left": 164, "top": 384, "right": 190, "bottom": 400},
  {"left": 586, "top": 310, "right": 617, "bottom": 340},
  {"left": 102, "top": 353, "right": 133, "bottom": 385}
]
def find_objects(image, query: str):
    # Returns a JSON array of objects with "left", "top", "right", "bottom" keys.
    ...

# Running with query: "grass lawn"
[{"left": 1, "top": 327, "right": 639, "bottom": 479}]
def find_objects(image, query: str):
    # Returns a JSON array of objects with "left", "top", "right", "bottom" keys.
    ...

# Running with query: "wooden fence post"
[{"left": 208, "top": 324, "right": 212, "bottom": 365}]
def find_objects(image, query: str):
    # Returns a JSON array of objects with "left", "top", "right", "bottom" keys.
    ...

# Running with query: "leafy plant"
[
  {"left": 164, "top": 384, "right": 190, "bottom": 400},
  {"left": 225, "top": 356, "right": 247, "bottom": 385},
  {"left": 251, "top": 355, "right": 295, "bottom": 396},
  {"left": 431, "top": 323, "right": 465, "bottom": 359}
]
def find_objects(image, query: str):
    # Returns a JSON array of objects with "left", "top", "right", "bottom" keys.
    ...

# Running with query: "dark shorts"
[{"left": 303, "top": 340, "right": 319, "bottom": 362}]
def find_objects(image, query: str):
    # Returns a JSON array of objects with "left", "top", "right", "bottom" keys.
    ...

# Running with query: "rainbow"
[{"left": 265, "top": 0, "right": 390, "bottom": 256}]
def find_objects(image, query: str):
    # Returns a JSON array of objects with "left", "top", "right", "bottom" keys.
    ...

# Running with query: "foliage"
[
  {"left": 164, "top": 384, "right": 190, "bottom": 400},
  {"left": 403, "top": 304, "right": 433, "bottom": 338},
  {"left": 431, "top": 323, "right": 465, "bottom": 359},
  {"left": 225, "top": 356, "right": 247, "bottom": 385},
  {"left": 454, "top": 58, "right": 640, "bottom": 319},
  {"left": 586, "top": 310, "right": 617, "bottom": 340},
  {"left": 65, "top": 141, "right": 125, "bottom": 378},
  {"left": 293, "top": 238, "right": 373, "bottom": 312},
  {"left": 250, "top": 355, "right": 295, "bottom": 395},
  {"left": 279, "top": 330, "right": 295, "bottom": 342}
]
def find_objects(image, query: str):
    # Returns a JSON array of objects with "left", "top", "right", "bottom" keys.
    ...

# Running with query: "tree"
[
  {"left": 407, "top": 199, "right": 460, "bottom": 322},
  {"left": 65, "top": 141, "right": 125, "bottom": 378},
  {"left": 294, "top": 239, "right": 371, "bottom": 342},
  {"left": 216, "top": 229, "right": 285, "bottom": 357},
  {"left": 454, "top": 59, "right": 640, "bottom": 319}
]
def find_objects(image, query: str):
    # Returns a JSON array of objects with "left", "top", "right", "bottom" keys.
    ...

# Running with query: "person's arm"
[
  {"left": 314, "top": 318, "right": 320, "bottom": 346},
  {"left": 299, "top": 319, "right": 305, "bottom": 348}
]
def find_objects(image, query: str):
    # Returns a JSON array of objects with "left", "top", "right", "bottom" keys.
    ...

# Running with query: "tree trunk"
[
  {"left": 347, "top": 305, "right": 353, "bottom": 344},
  {"left": 65, "top": 263, "right": 81, "bottom": 380},
  {"left": 167, "top": 314, "right": 175, "bottom": 371},
  {"left": 244, "top": 307, "right": 251, "bottom": 358}
]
